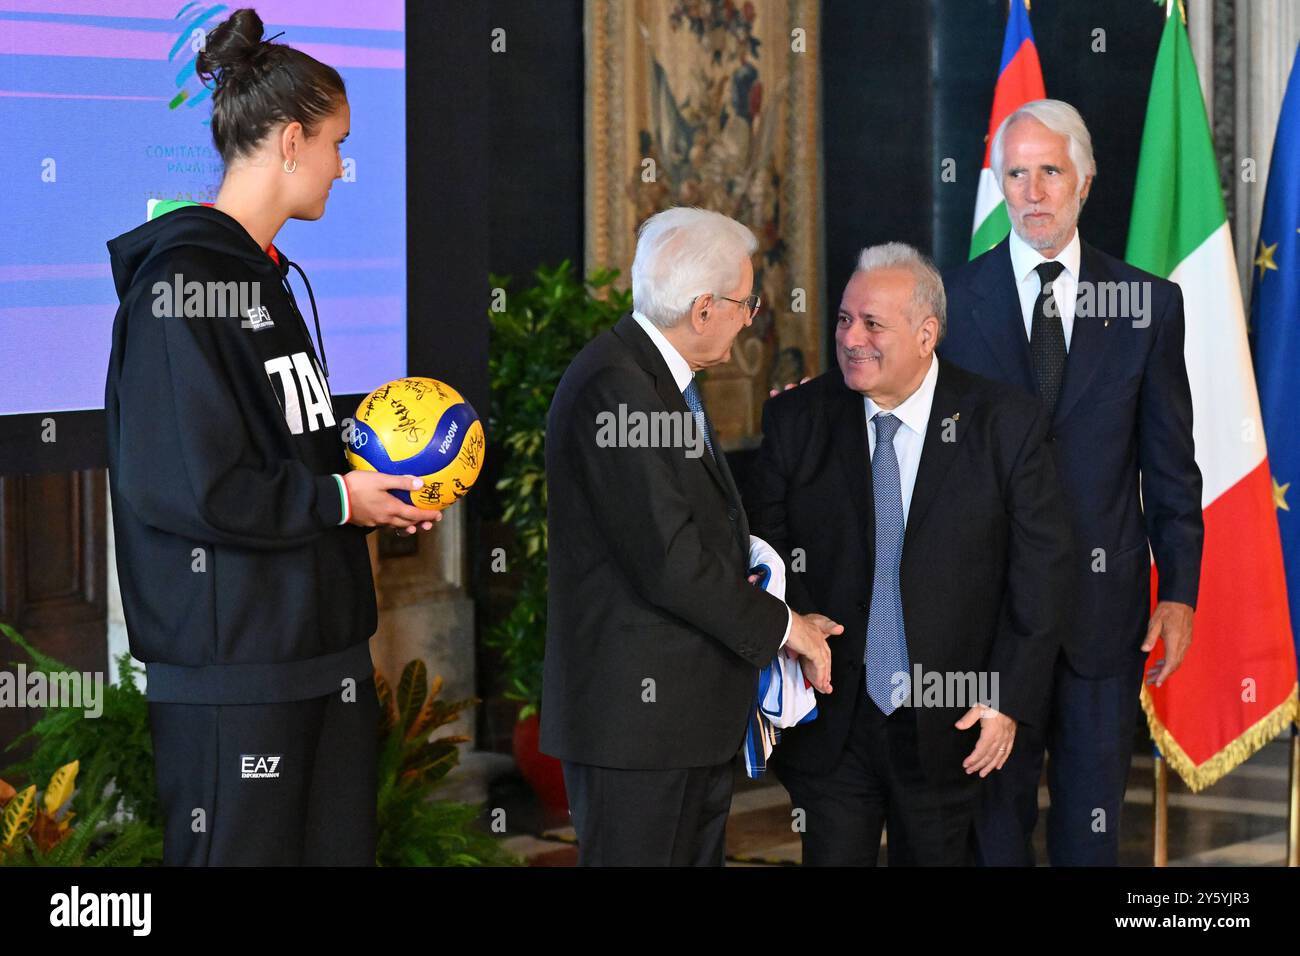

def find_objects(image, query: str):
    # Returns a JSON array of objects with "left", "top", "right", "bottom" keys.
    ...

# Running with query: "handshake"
[
  {"left": 785, "top": 611, "right": 842, "bottom": 694},
  {"left": 746, "top": 537, "right": 841, "bottom": 695}
]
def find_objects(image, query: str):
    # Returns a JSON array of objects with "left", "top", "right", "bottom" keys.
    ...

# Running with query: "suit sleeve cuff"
[{"left": 1155, "top": 582, "right": 1197, "bottom": 609}]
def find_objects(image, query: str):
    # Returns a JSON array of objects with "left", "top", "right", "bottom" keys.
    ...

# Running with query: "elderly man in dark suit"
[
  {"left": 941, "top": 99, "right": 1204, "bottom": 866},
  {"left": 541, "top": 206, "right": 843, "bottom": 866},
  {"left": 745, "top": 241, "right": 1072, "bottom": 866}
]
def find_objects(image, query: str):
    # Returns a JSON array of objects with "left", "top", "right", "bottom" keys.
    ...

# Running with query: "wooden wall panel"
[{"left": 0, "top": 470, "right": 107, "bottom": 764}]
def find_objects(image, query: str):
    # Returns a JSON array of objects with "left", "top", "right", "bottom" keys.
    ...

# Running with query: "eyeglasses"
[{"left": 707, "top": 293, "right": 762, "bottom": 318}]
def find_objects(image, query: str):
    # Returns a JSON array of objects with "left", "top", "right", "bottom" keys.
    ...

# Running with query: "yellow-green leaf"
[
  {"left": 43, "top": 760, "right": 79, "bottom": 817},
  {"left": 1, "top": 785, "right": 37, "bottom": 848}
]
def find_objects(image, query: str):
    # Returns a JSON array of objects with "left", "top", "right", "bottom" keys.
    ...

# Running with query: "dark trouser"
[
  {"left": 774, "top": 671, "right": 979, "bottom": 866},
  {"left": 975, "top": 651, "right": 1146, "bottom": 867},
  {"left": 148, "top": 677, "right": 380, "bottom": 866},
  {"left": 561, "top": 759, "right": 735, "bottom": 866}
]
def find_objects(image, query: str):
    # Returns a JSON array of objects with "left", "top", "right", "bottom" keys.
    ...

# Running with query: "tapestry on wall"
[{"left": 585, "top": 0, "right": 824, "bottom": 448}]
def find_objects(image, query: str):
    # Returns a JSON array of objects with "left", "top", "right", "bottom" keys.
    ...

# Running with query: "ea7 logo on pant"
[{"left": 241, "top": 754, "right": 283, "bottom": 779}]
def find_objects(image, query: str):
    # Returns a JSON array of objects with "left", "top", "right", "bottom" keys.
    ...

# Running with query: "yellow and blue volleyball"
[{"left": 345, "top": 377, "right": 485, "bottom": 511}]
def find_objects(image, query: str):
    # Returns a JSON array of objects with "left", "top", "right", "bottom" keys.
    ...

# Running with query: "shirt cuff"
[
  {"left": 333, "top": 473, "right": 351, "bottom": 526},
  {"left": 779, "top": 605, "right": 792, "bottom": 649}
]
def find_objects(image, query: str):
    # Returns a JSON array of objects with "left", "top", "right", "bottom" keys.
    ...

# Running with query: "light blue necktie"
[
  {"left": 683, "top": 379, "right": 715, "bottom": 459},
  {"left": 865, "top": 412, "right": 910, "bottom": 715}
]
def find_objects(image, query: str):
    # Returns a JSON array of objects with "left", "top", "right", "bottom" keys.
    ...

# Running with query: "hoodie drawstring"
[{"left": 282, "top": 258, "right": 329, "bottom": 382}]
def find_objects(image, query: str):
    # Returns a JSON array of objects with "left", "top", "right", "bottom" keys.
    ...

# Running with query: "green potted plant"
[
  {"left": 2, "top": 621, "right": 516, "bottom": 866},
  {"left": 486, "top": 260, "right": 631, "bottom": 821},
  {"left": 374, "top": 659, "right": 520, "bottom": 866}
]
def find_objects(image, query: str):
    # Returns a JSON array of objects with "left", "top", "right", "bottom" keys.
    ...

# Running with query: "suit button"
[
  {"left": 728, "top": 508, "right": 738, "bottom": 521},
  {"left": 857, "top": 601, "right": 870, "bottom": 612},
  {"left": 1045, "top": 433, "right": 1057, "bottom": 444}
]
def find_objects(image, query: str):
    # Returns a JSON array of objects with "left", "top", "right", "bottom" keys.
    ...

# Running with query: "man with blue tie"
[
  {"left": 746, "top": 242, "right": 1072, "bottom": 865},
  {"left": 941, "top": 99, "right": 1204, "bottom": 865}
]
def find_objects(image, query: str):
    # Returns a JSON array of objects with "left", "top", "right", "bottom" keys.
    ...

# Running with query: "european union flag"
[{"left": 1250, "top": 41, "right": 1300, "bottom": 667}]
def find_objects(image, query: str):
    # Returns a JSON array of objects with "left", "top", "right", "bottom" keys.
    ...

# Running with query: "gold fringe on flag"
[{"left": 1141, "top": 682, "right": 1300, "bottom": 792}]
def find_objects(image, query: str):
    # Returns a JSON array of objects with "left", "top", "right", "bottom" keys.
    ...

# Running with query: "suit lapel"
[
  {"left": 902, "top": 360, "right": 970, "bottom": 557},
  {"left": 1053, "top": 241, "right": 1119, "bottom": 427},
  {"left": 827, "top": 374, "right": 875, "bottom": 566},
  {"left": 611, "top": 313, "right": 733, "bottom": 503},
  {"left": 970, "top": 239, "right": 1036, "bottom": 394}
]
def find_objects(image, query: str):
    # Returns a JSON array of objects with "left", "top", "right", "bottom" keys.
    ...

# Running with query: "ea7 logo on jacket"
[
  {"left": 264, "top": 351, "right": 336, "bottom": 434},
  {"left": 240, "top": 754, "right": 282, "bottom": 779},
  {"left": 244, "top": 304, "right": 274, "bottom": 330}
]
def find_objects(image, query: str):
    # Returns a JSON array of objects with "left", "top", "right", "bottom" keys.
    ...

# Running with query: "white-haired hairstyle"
[
  {"left": 853, "top": 242, "right": 947, "bottom": 342},
  {"left": 631, "top": 207, "right": 758, "bottom": 328},
  {"left": 990, "top": 98, "right": 1097, "bottom": 187}
]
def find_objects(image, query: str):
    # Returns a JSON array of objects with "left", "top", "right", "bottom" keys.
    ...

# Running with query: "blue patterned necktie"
[
  {"left": 865, "top": 412, "right": 910, "bottom": 715},
  {"left": 683, "top": 379, "right": 715, "bottom": 459}
]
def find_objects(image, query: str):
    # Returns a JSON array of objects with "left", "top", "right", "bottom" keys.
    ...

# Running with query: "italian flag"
[
  {"left": 969, "top": 0, "right": 1045, "bottom": 259},
  {"left": 1126, "top": 4, "right": 1299, "bottom": 791}
]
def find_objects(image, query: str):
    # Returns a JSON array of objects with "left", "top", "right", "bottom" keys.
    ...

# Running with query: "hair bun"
[{"left": 196, "top": 8, "right": 267, "bottom": 90}]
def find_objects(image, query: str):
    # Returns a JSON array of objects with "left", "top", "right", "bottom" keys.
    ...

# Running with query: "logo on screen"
[{"left": 167, "top": 3, "right": 226, "bottom": 115}]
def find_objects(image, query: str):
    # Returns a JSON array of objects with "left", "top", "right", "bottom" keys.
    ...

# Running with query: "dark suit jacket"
[
  {"left": 744, "top": 359, "right": 1072, "bottom": 783},
  {"left": 540, "top": 313, "right": 788, "bottom": 769},
  {"left": 940, "top": 238, "right": 1204, "bottom": 677}
]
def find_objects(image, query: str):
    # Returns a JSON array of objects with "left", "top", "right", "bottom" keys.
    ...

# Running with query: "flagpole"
[
  {"left": 1153, "top": 745, "right": 1168, "bottom": 866},
  {"left": 1289, "top": 727, "right": 1299, "bottom": 866},
  {"left": 1146, "top": 0, "right": 1173, "bottom": 873}
]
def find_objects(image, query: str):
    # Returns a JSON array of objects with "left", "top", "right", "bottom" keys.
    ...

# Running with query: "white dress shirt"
[
  {"left": 864, "top": 353, "right": 939, "bottom": 526},
  {"left": 1008, "top": 226, "right": 1082, "bottom": 351},
  {"left": 632, "top": 310, "right": 793, "bottom": 648},
  {"left": 633, "top": 310, "right": 694, "bottom": 392}
]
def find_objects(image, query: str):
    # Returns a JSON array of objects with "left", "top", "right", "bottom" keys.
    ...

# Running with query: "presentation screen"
[{"left": 0, "top": 1, "right": 406, "bottom": 417}]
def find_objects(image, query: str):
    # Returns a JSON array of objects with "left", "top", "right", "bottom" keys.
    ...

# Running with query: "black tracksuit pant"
[{"left": 148, "top": 677, "right": 380, "bottom": 866}]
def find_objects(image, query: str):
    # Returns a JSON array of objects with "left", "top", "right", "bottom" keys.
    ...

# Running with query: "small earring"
[{"left": 283, "top": 159, "right": 297, "bottom": 173}]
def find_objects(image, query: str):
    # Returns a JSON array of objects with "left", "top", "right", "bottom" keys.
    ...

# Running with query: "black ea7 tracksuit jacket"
[{"left": 105, "top": 203, "right": 376, "bottom": 705}]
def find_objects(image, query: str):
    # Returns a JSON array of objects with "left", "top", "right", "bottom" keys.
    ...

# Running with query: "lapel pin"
[{"left": 952, "top": 412, "right": 960, "bottom": 421}]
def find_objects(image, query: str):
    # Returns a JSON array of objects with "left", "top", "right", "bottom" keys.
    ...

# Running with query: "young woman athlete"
[{"left": 105, "top": 8, "right": 435, "bottom": 865}]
